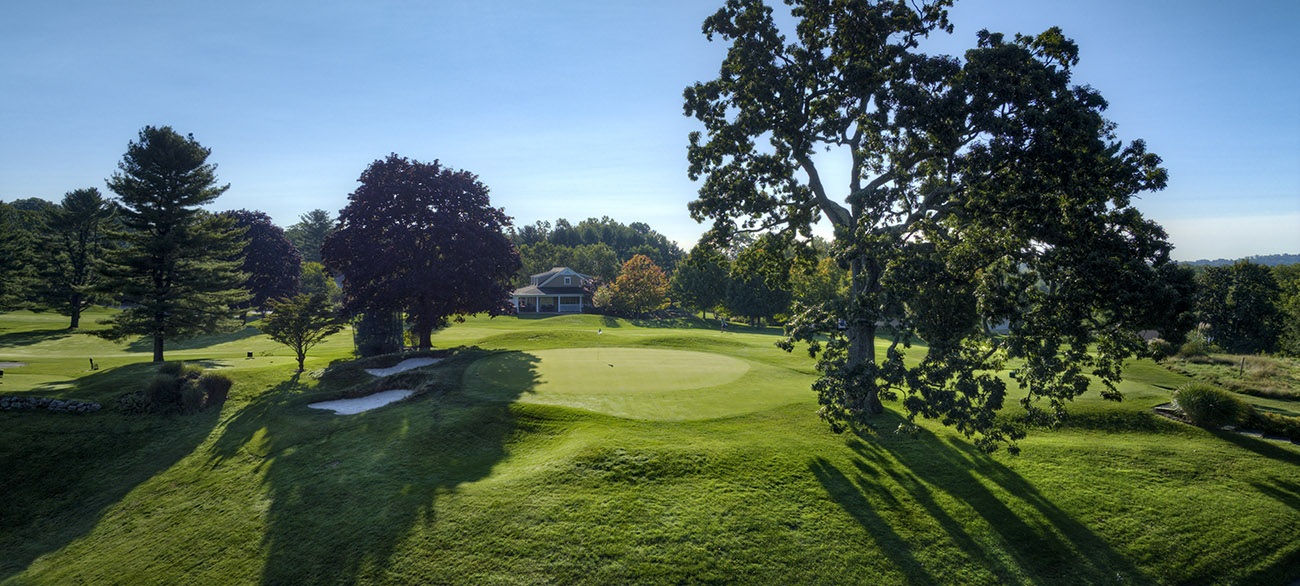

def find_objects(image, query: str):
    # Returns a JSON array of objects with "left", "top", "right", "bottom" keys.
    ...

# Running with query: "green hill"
[{"left": 1, "top": 310, "right": 1298, "bottom": 585}]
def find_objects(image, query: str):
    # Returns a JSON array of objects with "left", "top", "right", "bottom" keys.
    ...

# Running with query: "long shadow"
[
  {"left": 0, "top": 327, "right": 73, "bottom": 348},
  {"left": 210, "top": 349, "right": 541, "bottom": 585},
  {"left": 811, "top": 412, "right": 1153, "bottom": 584},
  {"left": 0, "top": 367, "right": 221, "bottom": 580},
  {"left": 124, "top": 324, "right": 264, "bottom": 353}
]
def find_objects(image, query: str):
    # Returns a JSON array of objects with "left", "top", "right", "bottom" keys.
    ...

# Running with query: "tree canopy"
[
  {"left": 220, "top": 209, "right": 302, "bottom": 312},
  {"left": 31, "top": 188, "right": 116, "bottom": 328},
  {"left": 686, "top": 0, "right": 1174, "bottom": 451},
  {"left": 671, "top": 242, "right": 730, "bottom": 318},
  {"left": 596, "top": 254, "right": 670, "bottom": 317},
  {"left": 261, "top": 293, "right": 344, "bottom": 371},
  {"left": 96, "top": 126, "right": 249, "bottom": 362},
  {"left": 0, "top": 202, "right": 34, "bottom": 311},
  {"left": 511, "top": 217, "right": 684, "bottom": 271},
  {"left": 285, "top": 209, "right": 335, "bottom": 264},
  {"left": 322, "top": 154, "right": 520, "bottom": 348},
  {"left": 1196, "top": 261, "right": 1282, "bottom": 354}
]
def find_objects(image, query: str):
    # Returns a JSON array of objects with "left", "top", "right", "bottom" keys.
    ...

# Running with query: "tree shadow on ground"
[
  {"left": 0, "top": 327, "right": 73, "bottom": 348},
  {"left": 0, "top": 376, "right": 221, "bottom": 580},
  {"left": 124, "top": 324, "right": 264, "bottom": 353},
  {"left": 811, "top": 413, "right": 1152, "bottom": 585},
  {"left": 210, "top": 349, "right": 541, "bottom": 585}
]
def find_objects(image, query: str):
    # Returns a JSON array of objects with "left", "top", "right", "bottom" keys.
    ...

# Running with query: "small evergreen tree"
[
  {"left": 96, "top": 126, "right": 250, "bottom": 362},
  {"left": 0, "top": 202, "right": 34, "bottom": 311}
]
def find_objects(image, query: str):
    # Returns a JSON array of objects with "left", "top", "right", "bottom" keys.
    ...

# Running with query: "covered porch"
[{"left": 514, "top": 294, "right": 586, "bottom": 313}]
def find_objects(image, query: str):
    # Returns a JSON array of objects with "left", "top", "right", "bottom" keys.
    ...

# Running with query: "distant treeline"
[{"left": 1179, "top": 253, "right": 1299, "bottom": 268}]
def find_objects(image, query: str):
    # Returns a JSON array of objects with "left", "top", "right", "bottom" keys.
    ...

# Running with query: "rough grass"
[
  {"left": 2, "top": 311, "right": 1299, "bottom": 585},
  {"left": 1165, "top": 353, "right": 1300, "bottom": 415}
]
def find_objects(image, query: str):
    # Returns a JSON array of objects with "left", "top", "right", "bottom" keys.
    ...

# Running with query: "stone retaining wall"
[{"left": 0, "top": 396, "right": 102, "bottom": 413}]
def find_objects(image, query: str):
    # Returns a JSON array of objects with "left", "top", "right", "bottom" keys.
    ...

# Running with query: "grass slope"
[{"left": 1, "top": 311, "right": 1298, "bottom": 585}]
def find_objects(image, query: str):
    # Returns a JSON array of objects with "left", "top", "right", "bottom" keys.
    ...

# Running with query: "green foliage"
[
  {"left": 688, "top": 1, "right": 1174, "bottom": 451},
  {"left": 670, "top": 242, "right": 730, "bottom": 317},
  {"left": 725, "top": 235, "right": 792, "bottom": 325},
  {"left": 180, "top": 381, "right": 206, "bottom": 414},
  {"left": 1273, "top": 263, "right": 1300, "bottom": 357},
  {"left": 284, "top": 209, "right": 335, "bottom": 264},
  {"left": 517, "top": 242, "right": 620, "bottom": 285},
  {"left": 299, "top": 262, "right": 342, "bottom": 305},
  {"left": 95, "top": 126, "right": 250, "bottom": 362},
  {"left": 1244, "top": 410, "right": 1300, "bottom": 442},
  {"left": 1146, "top": 338, "right": 1174, "bottom": 361},
  {"left": 261, "top": 293, "right": 344, "bottom": 370},
  {"left": 197, "top": 372, "right": 233, "bottom": 405},
  {"left": 1176, "top": 330, "right": 1215, "bottom": 358},
  {"left": 29, "top": 188, "right": 116, "bottom": 328},
  {"left": 0, "top": 202, "right": 35, "bottom": 311},
  {"left": 143, "top": 374, "right": 182, "bottom": 413},
  {"left": 1196, "top": 260, "right": 1283, "bottom": 354},
  {"left": 510, "top": 217, "right": 684, "bottom": 271},
  {"left": 1173, "top": 382, "right": 1248, "bottom": 428}
]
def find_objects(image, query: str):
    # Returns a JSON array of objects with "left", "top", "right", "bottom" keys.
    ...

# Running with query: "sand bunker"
[
  {"left": 308, "top": 389, "right": 415, "bottom": 415},
  {"left": 0, "top": 362, "right": 27, "bottom": 368},
  {"left": 364, "top": 357, "right": 441, "bottom": 377}
]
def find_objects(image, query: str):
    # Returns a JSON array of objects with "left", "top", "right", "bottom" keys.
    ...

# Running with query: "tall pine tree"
[
  {"left": 32, "top": 188, "right": 116, "bottom": 328},
  {"left": 97, "top": 126, "right": 249, "bottom": 361}
]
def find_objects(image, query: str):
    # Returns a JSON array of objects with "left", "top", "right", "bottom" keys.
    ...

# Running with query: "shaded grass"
[{"left": 1, "top": 311, "right": 1299, "bottom": 585}]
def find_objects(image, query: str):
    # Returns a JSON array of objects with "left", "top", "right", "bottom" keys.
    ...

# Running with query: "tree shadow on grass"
[
  {"left": 0, "top": 327, "right": 73, "bottom": 348},
  {"left": 811, "top": 413, "right": 1152, "bottom": 585},
  {"left": 124, "top": 324, "right": 264, "bottom": 353},
  {"left": 210, "top": 349, "right": 541, "bottom": 585},
  {"left": 0, "top": 385, "right": 221, "bottom": 580}
]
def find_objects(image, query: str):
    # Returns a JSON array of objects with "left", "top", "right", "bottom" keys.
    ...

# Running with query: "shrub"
[
  {"left": 198, "top": 372, "right": 234, "bottom": 405},
  {"left": 118, "top": 392, "right": 149, "bottom": 415},
  {"left": 180, "top": 381, "right": 206, "bottom": 414},
  {"left": 143, "top": 374, "right": 181, "bottom": 413},
  {"left": 1147, "top": 338, "right": 1174, "bottom": 361},
  {"left": 1173, "top": 382, "right": 1248, "bottom": 428},
  {"left": 157, "top": 361, "right": 184, "bottom": 377},
  {"left": 1244, "top": 410, "right": 1300, "bottom": 442},
  {"left": 1177, "top": 337, "right": 1214, "bottom": 359}
]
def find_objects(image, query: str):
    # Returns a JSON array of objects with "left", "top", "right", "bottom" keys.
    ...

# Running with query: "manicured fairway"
[{"left": 2, "top": 310, "right": 1299, "bottom": 585}]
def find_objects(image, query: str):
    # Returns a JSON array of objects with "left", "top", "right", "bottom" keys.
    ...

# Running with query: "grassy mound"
[{"left": 2, "top": 310, "right": 1299, "bottom": 585}]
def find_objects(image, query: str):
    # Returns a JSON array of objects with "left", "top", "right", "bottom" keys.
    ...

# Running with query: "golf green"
[{"left": 465, "top": 347, "right": 790, "bottom": 420}]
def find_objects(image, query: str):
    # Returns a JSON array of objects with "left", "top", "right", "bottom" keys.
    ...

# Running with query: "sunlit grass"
[{"left": 2, "top": 311, "right": 1298, "bottom": 585}]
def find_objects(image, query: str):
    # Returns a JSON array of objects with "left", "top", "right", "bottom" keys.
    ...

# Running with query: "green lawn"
[{"left": 2, "top": 309, "right": 1299, "bottom": 585}]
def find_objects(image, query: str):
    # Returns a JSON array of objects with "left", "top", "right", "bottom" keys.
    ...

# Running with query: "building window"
[{"left": 564, "top": 277, "right": 571, "bottom": 285}]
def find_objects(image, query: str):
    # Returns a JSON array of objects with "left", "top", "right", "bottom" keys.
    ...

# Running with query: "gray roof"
[{"left": 513, "top": 285, "right": 589, "bottom": 296}]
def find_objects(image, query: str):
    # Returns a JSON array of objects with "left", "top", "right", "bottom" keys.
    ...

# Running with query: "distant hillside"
[{"left": 1178, "top": 253, "right": 1300, "bottom": 267}]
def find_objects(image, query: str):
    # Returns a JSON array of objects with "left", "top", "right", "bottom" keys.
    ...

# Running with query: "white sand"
[
  {"left": 364, "top": 357, "right": 441, "bottom": 377},
  {"left": 308, "top": 389, "right": 416, "bottom": 415},
  {"left": 0, "top": 362, "right": 27, "bottom": 368}
]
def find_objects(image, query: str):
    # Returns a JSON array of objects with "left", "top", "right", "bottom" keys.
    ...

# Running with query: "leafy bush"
[
  {"left": 117, "top": 392, "right": 149, "bottom": 415},
  {"left": 198, "top": 372, "right": 233, "bottom": 405},
  {"left": 1244, "top": 410, "right": 1300, "bottom": 442},
  {"left": 1173, "top": 382, "right": 1248, "bottom": 428},
  {"left": 1177, "top": 334, "right": 1215, "bottom": 358},
  {"left": 1147, "top": 338, "right": 1174, "bottom": 361},
  {"left": 180, "top": 382, "right": 206, "bottom": 414},
  {"left": 143, "top": 374, "right": 182, "bottom": 413}
]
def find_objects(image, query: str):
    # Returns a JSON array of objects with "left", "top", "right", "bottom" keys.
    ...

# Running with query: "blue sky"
[{"left": 2, "top": 0, "right": 1296, "bottom": 261}]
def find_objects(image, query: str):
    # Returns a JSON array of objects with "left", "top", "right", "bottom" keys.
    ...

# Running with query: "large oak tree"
[
  {"left": 686, "top": 0, "right": 1174, "bottom": 451},
  {"left": 322, "top": 154, "right": 520, "bottom": 348},
  {"left": 97, "top": 126, "right": 249, "bottom": 362}
]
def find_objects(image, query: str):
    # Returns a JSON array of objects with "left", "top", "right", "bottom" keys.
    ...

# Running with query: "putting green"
[{"left": 466, "top": 347, "right": 812, "bottom": 420}]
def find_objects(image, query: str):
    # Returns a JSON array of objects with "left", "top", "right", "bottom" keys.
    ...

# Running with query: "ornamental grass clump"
[{"left": 1173, "top": 382, "right": 1249, "bottom": 428}]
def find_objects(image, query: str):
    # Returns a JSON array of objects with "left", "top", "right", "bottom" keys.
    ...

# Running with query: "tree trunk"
[
  {"left": 69, "top": 309, "right": 80, "bottom": 329},
  {"left": 848, "top": 259, "right": 883, "bottom": 415},
  {"left": 296, "top": 352, "right": 306, "bottom": 372},
  {"left": 153, "top": 333, "right": 165, "bottom": 363},
  {"left": 417, "top": 326, "right": 432, "bottom": 349}
]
